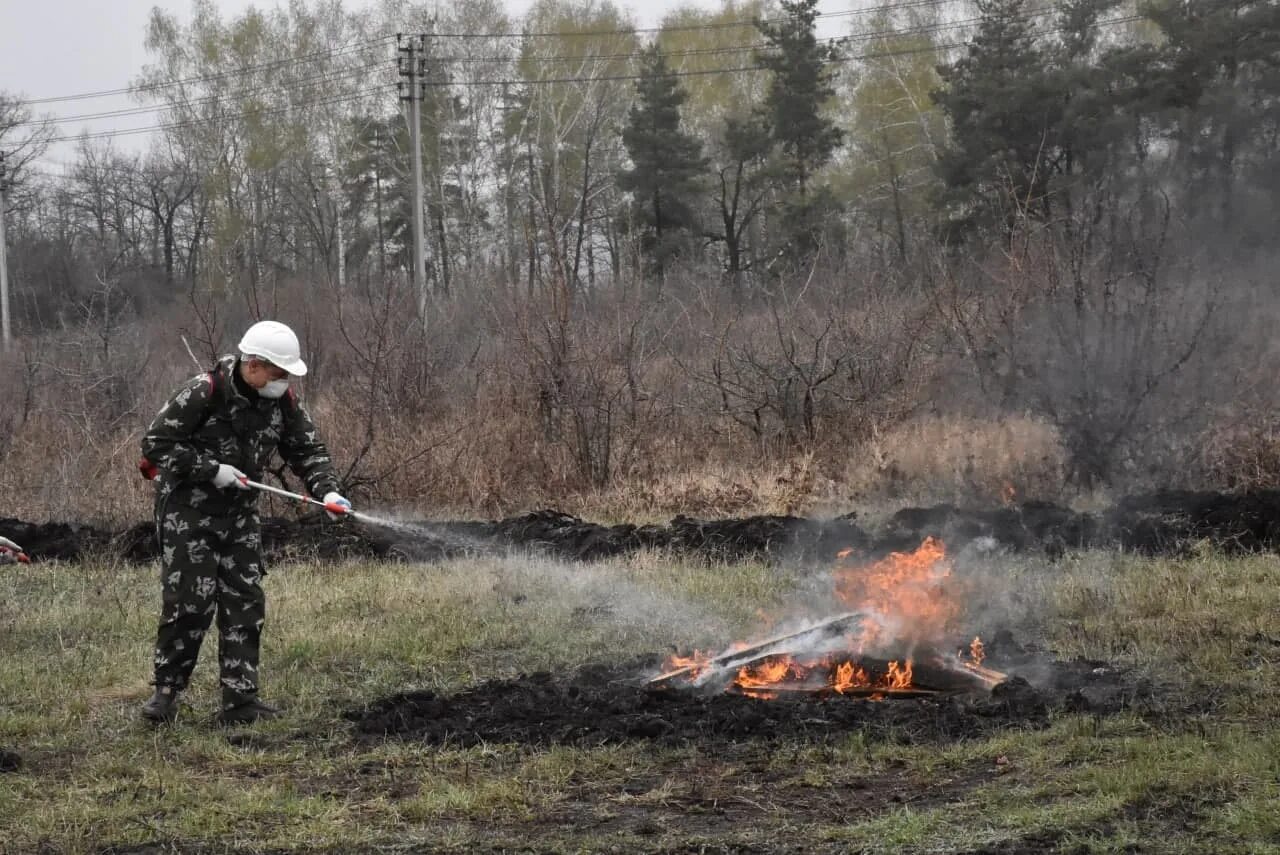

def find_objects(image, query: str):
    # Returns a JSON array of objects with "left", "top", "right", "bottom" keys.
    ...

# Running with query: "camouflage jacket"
[{"left": 142, "top": 355, "right": 340, "bottom": 511}]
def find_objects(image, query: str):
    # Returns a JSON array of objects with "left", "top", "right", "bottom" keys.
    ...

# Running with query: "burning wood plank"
[
  {"left": 722, "top": 650, "right": 1002, "bottom": 695},
  {"left": 727, "top": 684, "right": 942, "bottom": 700},
  {"left": 958, "top": 661, "right": 1008, "bottom": 689},
  {"left": 647, "top": 612, "right": 866, "bottom": 687}
]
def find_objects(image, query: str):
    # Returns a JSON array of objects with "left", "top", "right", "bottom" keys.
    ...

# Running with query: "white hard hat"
[{"left": 237, "top": 320, "right": 308, "bottom": 376}]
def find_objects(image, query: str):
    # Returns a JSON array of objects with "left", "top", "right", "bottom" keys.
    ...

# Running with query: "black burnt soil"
[{"left": 346, "top": 639, "right": 1152, "bottom": 749}]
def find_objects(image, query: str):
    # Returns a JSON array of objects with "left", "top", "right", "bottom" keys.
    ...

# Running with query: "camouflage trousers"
[{"left": 153, "top": 494, "right": 266, "bottom": 711}]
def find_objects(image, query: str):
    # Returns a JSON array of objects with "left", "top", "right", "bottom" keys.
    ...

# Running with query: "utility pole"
[
  {"left": 373, "top": 126, "right": 386, "bottom": 280},
  {"left": 330, "top": 162, "right": 346, "bottom": 290},
  {"left": 0, "top": 151, "right": 10, "bottom": 353},
  {"left": 398, "top": 34, "right": 428, "bottom": 328}
]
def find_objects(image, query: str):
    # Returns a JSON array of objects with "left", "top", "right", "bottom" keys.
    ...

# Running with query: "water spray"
[{"left": 235, "top": 478, "right": 475, "bottom": 550}]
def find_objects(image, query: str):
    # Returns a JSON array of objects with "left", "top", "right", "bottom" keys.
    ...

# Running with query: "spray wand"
[{"left": 236, "top": 476, "right": 371, "bottom": 523}]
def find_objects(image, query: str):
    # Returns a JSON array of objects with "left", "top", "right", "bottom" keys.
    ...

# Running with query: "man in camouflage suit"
[{"left": 139, "top": 321, "right": 350, "bottom": 725}]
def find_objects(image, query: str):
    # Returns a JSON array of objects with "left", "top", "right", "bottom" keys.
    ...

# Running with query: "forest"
[{"left": 1, "top": 0, "right": 1277, "bottom": 522}]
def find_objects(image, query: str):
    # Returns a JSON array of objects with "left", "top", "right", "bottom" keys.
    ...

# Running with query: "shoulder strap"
[{"left": 195, "top": 369, "right": 219, "bottom": 431}]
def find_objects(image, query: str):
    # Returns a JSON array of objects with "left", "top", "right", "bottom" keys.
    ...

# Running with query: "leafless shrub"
[
  {"left": 672, "top": 271, "right": 931, "bottom": 456},
  {"left": 942, "top": 196, "right": 1219, "bottom": 490},
  {"left": 1197, "top": 411, "right": 1280, "bottom": 491},
  {"left": 42, "top": 274, "right": 151, "bottom": 437},
  {"left": 325, "top": 273, "right": 467, "bottom": 500},
  {"left": 495, "top": 283, "right": 671, "bottom": 490},
  {"left": 0, "top": 345, "right": 39, "bottom": 464}
]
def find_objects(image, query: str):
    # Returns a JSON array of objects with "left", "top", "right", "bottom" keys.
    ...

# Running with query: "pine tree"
[
  {"left": 755, "top": 0, "right": 845, "bottom": 266},
  {"left": 933, "top": 0, "right": 1061, "bottom": 239},
  {"left": 618, "top": 45, "right": 707, "bottom": 277},
  {"left": 756, "top": 0, "right": 844, "bottom": 199}
]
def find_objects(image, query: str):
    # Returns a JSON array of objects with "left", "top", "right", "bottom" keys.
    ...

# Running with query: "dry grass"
[
  {"left": 840, "top": 414, "right": 1068, "bottom": 507},
  {"left": 0, "top": 403, "right": 1075, "bottom": 527}
]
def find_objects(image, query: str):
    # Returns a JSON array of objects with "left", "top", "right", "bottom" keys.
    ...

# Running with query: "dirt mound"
[
  {"left": 1107, "top": 489, "right": 1280, "bottom": 554},
  {"left": 8, "top": 489, "right": 1280, "bottom": 566},
  {"left": 471, "top": 510, "right": 867, "bottom": 562},
  {"left": 885, "top": 501, "right": 1098, "bottom": 557},
  {"left": 0, "top": 509, "right": 870, "bottom": 565},
  {"left": 346, "top": 640, "right": 1150, "bottom": 748},
  {"left": 0, "top": 515, "right": 399, "bottom": 565},
  {"left": 0, "top": 518, "right": 126, "bottom": 562}
]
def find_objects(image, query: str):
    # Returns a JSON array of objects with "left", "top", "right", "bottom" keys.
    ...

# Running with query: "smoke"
[
  {"left": 375, "top": 510, "right": 1064, "bottom": 690},
  {"left": 655, "top": 538, "right": 1069, "bottom": 690},
  {"left": 461, "top": 551, "right": 737, "bottom": 652}
]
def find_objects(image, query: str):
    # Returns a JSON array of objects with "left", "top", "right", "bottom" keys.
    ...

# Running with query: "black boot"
[
  {"left": 140, "top": 687, "right": 181, "bottom": 724},
  {"left": 216, "top": 697, "right": 281, "bottom": 726}
]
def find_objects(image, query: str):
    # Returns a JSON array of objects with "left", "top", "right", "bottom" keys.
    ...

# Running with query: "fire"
[
  {"left": 729, "top": 654, "right": 918, "bottom": 697},
  {"left": 832, "top": 661, "right": 866, "bottom": 690},
  {"left": 834, "top": 536, "right": 957, "bottom": 648},
  {"left": 653, "top": 537, "right": 1005, "bottom": 701},
  {"left": 734, "top": 656, "right": 805, "bottom": 698},
  {"left": 736, "top": 656, "right": 794, "bottom": 688},
  {"left": 1001, "top": 481, "right": 1017, "bottom": 506},
  {"left": 969, "top": 636, "right": 985, "bottom": 667},
  {"left": 659, "top": 651, "right": 712, "bottom": 681},
  {"left": 885, "top": 659, "right": 913, "bottom": 689}
]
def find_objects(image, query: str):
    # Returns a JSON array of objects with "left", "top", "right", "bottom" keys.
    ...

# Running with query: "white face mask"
[{"left": 259, "top": 379, "right": 290, "bottom": 399}]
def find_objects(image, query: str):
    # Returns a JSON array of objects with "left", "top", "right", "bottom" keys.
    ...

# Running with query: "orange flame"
[
  {"left": 660, "top": 651, "right": 712, "bottom": 681},
  {"left": 735, "top": 656, "right": 801, "bottom": 691},
  {"left": 885, "top": 659, "right": 913, "bottom": 689},
  {"left": 969, "top": 636, "right": 986, "bottom": 667},
  {"left": 728, "top": 654, "right": 917, "bottom": 695},
  {"left": 834, "top": 537, "right": 956, "bottom": 648},
  {"left": 656, "top": 537, "right": 981, "bottom": 702},
  {"left": 1001, "top": 481, "right": 1017, "bottom": 506},
  {"left": 831, "top": 660, "right": 866, "bottom": 691}
]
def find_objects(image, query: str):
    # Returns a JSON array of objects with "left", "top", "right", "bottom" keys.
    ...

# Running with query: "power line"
[
  {"left": 423, "top": 15, "right": 1144, "bottom": 87},
  {"left": 29, "top": 13, "right": 1142, "bottom": 146},
  {"left": 22, "top": 8, "right": 1018, "bottom": 131},
  {"left": 17, "top": 35, "right": 394, "bottom": 107},
  {"left": 47, "top": 85, "right": 395, "bottom": 145},
  {"left": 436, "top": 9, "right": 1039, "bottom": 67},
  {"left": 430, "top": 0, "right": 962, "bottom": 39},
  {"left": 16, "top": 0, "right": 958, "bottom": 109},
  {"left": 27, "top": 6, "right": 1051, "bottom": 129},
  {"left": 23, "top": 60, "right": 389, "bottom": 128}
]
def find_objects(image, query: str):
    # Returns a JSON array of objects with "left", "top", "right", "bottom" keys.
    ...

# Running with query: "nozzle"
[{"left": 323, "top": 501, "right": 351, "bottom": 516}]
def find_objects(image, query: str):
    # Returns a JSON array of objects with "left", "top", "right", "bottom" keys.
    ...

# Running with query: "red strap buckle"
[{"left": 138, "top": 457, "right": 160, "bottom": 481}]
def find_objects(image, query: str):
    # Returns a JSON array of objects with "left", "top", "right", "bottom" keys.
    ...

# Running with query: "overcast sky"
[{"left": 1, "top": 0, "right": 854, "bottom": 169}]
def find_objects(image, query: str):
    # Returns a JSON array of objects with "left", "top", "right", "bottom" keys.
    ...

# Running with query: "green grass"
[{"left": 1, "top": 548, "right": 1278, "bottom": 853}]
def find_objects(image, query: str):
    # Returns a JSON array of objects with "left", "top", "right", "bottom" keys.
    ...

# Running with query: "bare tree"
[{"left": 943, "top": 193, "right": 1217, "bottom": 489}]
